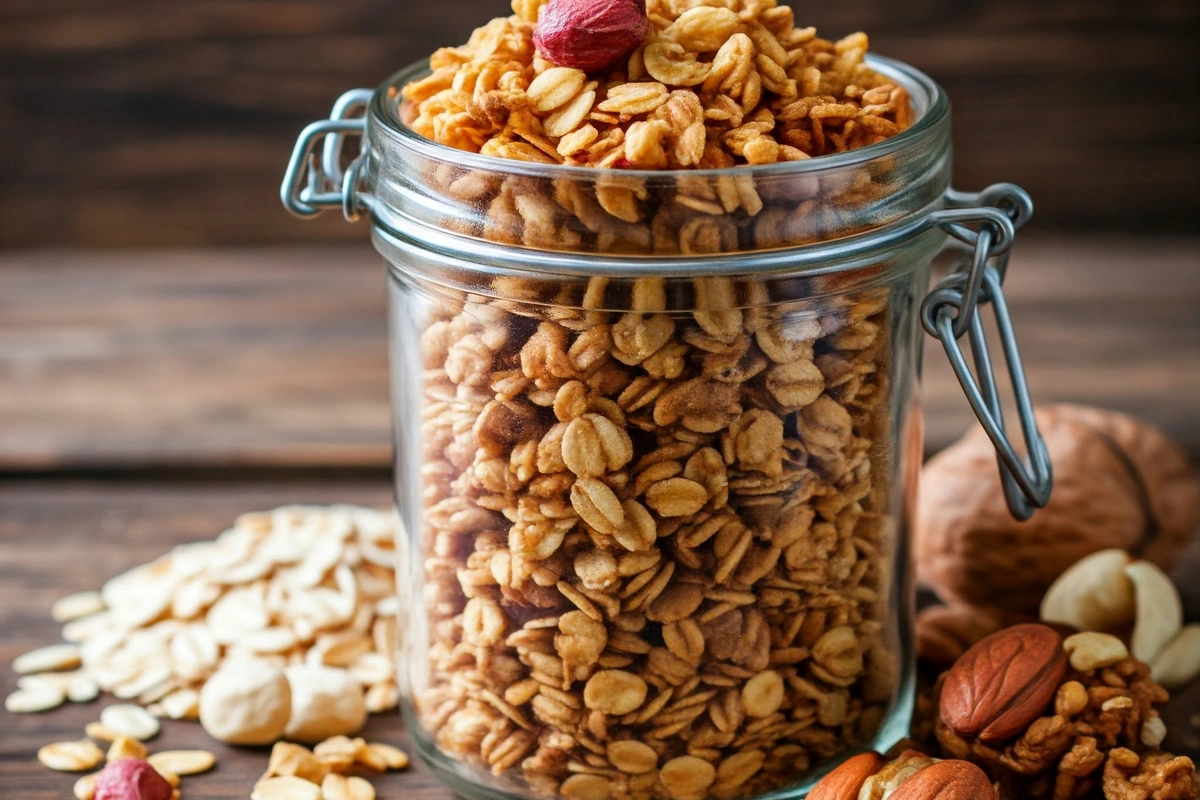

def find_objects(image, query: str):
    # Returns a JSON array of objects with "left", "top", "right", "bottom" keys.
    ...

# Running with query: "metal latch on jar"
[{"left": 922, "top": 184, "right": 1053, "bottom": 520}]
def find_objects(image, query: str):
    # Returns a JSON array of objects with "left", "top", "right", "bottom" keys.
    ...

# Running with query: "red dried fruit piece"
[
  {"left": 533, "top": 0, "right": 650, "bottom": 73},
  {"left": 94, "top": 758, "right": 173, "bottom": 800}
]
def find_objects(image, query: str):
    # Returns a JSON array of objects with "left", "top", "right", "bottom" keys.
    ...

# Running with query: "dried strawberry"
[
  {"left": 94, "top": 758, "right": 173, "bottom": 800},
  {"left": 533, "top": 0, "right": 650, "bottom": 73}
]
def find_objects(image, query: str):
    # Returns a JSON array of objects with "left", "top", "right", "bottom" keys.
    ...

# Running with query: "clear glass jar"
[{"left": 282, "top": 55, "right": 1051, "bottom": 800}]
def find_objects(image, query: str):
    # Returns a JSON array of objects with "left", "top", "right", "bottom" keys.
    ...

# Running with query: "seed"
[
  {"left": 38, "top": 740, "right": 105, "bottom": 772},
  {"left": 742, "top": 670, "right": 785, "bottom": 717},
  {"left": 606, "top": 739, "right": 658, "bottom": 773},
  {"left": 5, "top": 684, "right": 65, "bottom": 713},
  {"left": 52, "top": 592, "right": 107, "bottom": 623},
  {"left": 100, "top": 703, "right": 161, "bottom": 740},
  {"left": 148, "top": 750, "right": 216, "bottom": 776},
  {"left": 13, "top": 643, "right": 82, "bottom": 674},
  {"left": 252, "top": 776, "right": 322, "bottom": 800}
]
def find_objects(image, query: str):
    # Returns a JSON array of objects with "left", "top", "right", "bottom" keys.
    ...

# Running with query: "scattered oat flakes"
[
  {"left": 100, "top": 703, "right": 161, "bottom": 741},
  {"left": 147, "top": 750, "right": 216, "bottom": 777},
  {"left": 38, "top": 739, "right": 106, "bottom": 772}
]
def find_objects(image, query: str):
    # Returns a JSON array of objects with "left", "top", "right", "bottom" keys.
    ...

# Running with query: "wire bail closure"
[
  {"left": 281, "top": 89, "right": 372, "bottom": 221},
  {"left": 922, "top": 184, "right": 1053, "bottom": 520}
]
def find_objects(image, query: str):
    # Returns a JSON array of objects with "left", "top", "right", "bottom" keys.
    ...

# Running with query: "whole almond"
[
  {"left": 889, "top": 759, "right": 996, "bottom": 800},
  {"left": 808, "top": 751, "right": 885, "bottom": 800},
  {"left": 940, "top": 623, "right": 1067, "bottom": 744}
]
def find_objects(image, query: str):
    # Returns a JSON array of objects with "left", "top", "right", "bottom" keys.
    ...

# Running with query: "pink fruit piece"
[
  {"left": 533, "top": 0, "right": 650, "bottom": 73},
  {"left": 94, "top": 758, "right": 173, "bottom": 800}
]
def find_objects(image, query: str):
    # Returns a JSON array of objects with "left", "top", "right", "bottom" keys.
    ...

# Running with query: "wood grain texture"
[
  {"left": 2, "top": 237, "right": 1198, "bottom": 471},
  {"left": 0, "top": 0, "right": 1196, "bottom": 247}
]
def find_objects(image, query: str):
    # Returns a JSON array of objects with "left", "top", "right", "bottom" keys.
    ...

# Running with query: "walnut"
[{"left": 917, "top": 405, "right": 1200, "bottom": 614}]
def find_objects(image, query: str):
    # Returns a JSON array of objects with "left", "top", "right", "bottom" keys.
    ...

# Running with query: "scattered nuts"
[
  {"left": 1150, "top": 624, "right": 1200, "bottom": 689},
  {"left": 939, "top": 624, "right": 1067, "bottom": 744},
  {"left": 918, "top": 405, "right": 1200, "bottom": 613},
  {"left": 147, "top": 750, "right": 216, "bottom": 777},
  {"left": 1125, "top": 559, "right": 1184, "bottom": 663},
  {"left": 38, "top": 740, "right": 106, "bottom": 772},
  {"left": 888, "top": 759, "right": 996, "bottom": 800},
  {"left": 100, "top": 704, "right": 161, "bottom": 741},
  {"left": 916, "top": 604, "right": 1029, "bottom": 671},
  {"left": 1041, "top": 549, "right": 1137, "bottom": 633},
  {"left": 808, "top": 751, "right": 885, "bottom": 800},
  {"left": 1063, "top": 631, "right": 1129, "bottom": 672},
  {"left": 199, "top": 660, "right": 291, "bottom": 745}
]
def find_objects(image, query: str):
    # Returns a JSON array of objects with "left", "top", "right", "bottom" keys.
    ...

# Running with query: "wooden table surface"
[{"left": 1, "top": 237, "right": 1198, "bottom": 797}]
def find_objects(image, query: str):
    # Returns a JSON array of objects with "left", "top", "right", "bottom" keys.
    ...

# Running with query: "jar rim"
[{"left": 369, "top": 54, "right": 950, "bottom": 181}]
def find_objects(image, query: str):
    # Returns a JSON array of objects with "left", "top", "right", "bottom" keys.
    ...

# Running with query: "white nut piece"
[
  {"left": 1150, "top": 623, "right": 1200, "bottom": 689},
  {"left": 1041, "top": 549, "right": 1135, "bottom": 632},
  {"left": 1063, "top": 631, "right": 1129, "bottom": 672},
  {"left": 283, "top": 665, "right": 367, "bottom": 743},
  {"left": 1124, "top": 560, "right": 1183, "bottom": 663},
  {"left": 200, "top": 659, "right": 292, "bottom": 744}
]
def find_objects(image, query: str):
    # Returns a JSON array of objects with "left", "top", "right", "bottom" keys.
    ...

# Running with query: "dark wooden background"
[{"left": 1, "top": 0, "right": 1198, "bottom": 248}]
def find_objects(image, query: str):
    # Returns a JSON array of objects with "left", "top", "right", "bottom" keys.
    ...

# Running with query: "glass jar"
[{"left": 283, "top": 56, "right": 1052, "bottom": 800}]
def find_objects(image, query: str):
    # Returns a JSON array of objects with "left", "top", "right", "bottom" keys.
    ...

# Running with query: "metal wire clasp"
[
  {"left": 281, "top": 89, "right": 373, "bottom": 221},
  {"left": 922, "top": 184, "right": 1053, "bottom": 520}
]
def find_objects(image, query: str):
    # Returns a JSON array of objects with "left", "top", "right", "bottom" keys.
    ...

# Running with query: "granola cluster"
[
  {"left": 412, "top": 274, "right": 902, "bottom": 799},
  {"left": 394, "top": 0, "right": 920, "bottom": 257},
  {"left": 404, "top": 0, "right": 910, "bottom": 168},
  {"left": 934, "top": 656, "right": 1197, "bottom": 800}
]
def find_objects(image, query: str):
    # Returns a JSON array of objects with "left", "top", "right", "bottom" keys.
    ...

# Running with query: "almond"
[
  {"left": 939, "top": 623, "right": 1067, "bottom": 744},
  {"left": 808, "top": 751, "right": 885, "bottom": 800},
  {"left": 889, "top": 759, "right": 996, "bottom": 800}
]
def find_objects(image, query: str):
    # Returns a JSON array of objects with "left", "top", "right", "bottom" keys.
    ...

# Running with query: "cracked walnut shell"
[{"left": 917, "top": 405, "right": 1200, "bottom": 613}]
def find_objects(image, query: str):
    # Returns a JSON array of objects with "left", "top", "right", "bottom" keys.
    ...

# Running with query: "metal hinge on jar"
[
  {"left": 922, "top": 184, "right": 1053, "bottom": 520},
  {"left": 281, "top": 89, "right": 372, "bottom": 222}
]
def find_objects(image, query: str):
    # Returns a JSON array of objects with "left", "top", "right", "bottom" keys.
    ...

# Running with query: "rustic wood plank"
[
  {"left": 0, "top": 479, "right": 461, "bottom": 799},
  {"left": 0, "top": 0, "right": 1196, "bottom": 246},
  {"left": 2, "top": 238, "right": 1198, "bottom": 471}
]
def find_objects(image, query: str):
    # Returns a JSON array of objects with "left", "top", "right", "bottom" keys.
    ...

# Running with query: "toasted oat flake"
[
  {"left": 13, "top": 642, "right": 82, "bottom": 674},
  {"left": 38, "top": 740, "right": 105, "bottom": 772},
  {"left": 6, "top": 683, "right": 65, "bottom": 713},
  {"left": 52, "top": 591, "right": 107, "bottom": 623},
  {"left": 73, "top": 772, "right": 100, "bottom": 800},
  {"left": 148, "top": 750, "right": 217, "bottom": 776},
  {"left": 100, "top": 704, "right": 161, "bottom": 741}
]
